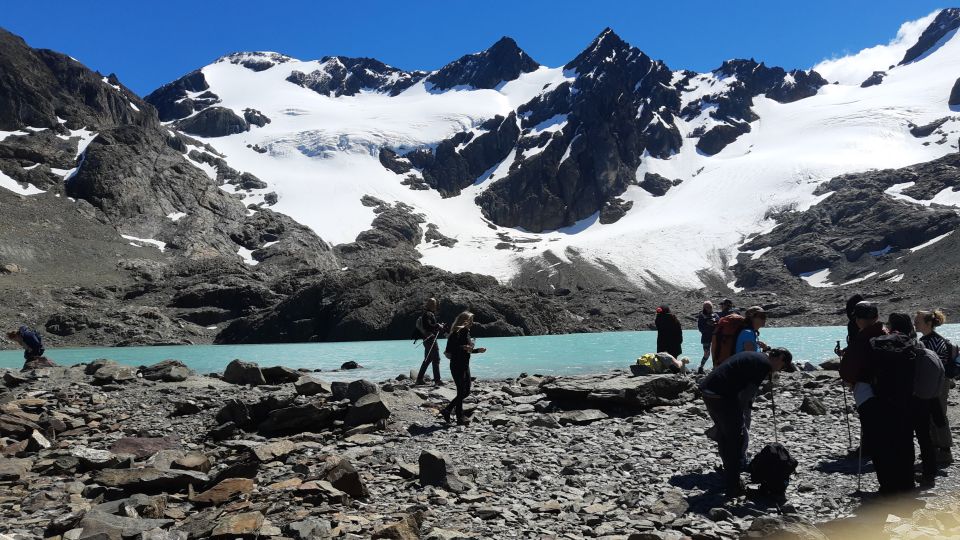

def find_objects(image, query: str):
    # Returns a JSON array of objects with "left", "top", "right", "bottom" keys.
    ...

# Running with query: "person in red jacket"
[{"left": 839, "top": 302, "right": 886, "bottom": 464}]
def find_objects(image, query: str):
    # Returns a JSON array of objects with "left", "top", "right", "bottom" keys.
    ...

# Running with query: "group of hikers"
[{"left": 412, "top": 295, "right": 958, "bottom": 500}]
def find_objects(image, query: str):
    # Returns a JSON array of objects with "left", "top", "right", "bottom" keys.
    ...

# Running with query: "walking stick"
[
  {"left": 770, "top": 374, "right": 779, "bottom": 445},
  {"left": 841, "top": 383, "right": 854, "bottom": 452},
  {"left": 856, "top": 425, "right": 863, "bottom": 494}
]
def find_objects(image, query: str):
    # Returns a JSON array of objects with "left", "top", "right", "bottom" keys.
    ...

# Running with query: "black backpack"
[
  {"left": 410, "top": 313, "right": 426, "bottom": 343},
  {"left": 748, "top": 443, "right": 797, "bottom": 497},
  {"left": 943, "top": 337, "right": 959, "bottom": 378}
]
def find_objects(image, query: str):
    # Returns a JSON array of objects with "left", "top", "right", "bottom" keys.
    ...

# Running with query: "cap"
[{"left": 853, "top": 301, "right": 879, "bottom": 320}]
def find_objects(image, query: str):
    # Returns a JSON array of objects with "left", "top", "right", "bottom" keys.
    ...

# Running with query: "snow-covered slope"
[{"left": 146, "top": 10, "right": 960, "bottom": 290}]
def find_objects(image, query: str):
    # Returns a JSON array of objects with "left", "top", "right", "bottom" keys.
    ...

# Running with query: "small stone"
[
  {"left": 800, "top": 396, "right": 828, "bottom": 415},
  {"left": 251, "top": 439, "right": 297, "bottom": 462},
  {"left": 190, "top": 477, "right": 254, "bottom": 505}
]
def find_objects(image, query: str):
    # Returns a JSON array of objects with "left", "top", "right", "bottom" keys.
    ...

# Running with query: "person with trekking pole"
[
  {"left": 699, "top": 347, "right": 795, "bottom": 497},
  {"left": 839, "top": 302, "right": 886, "bottom": 470},
  {"left": 414, "top": 298, "right": 446, "bottom": 386}
]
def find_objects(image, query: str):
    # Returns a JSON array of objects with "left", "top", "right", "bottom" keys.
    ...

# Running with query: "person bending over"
[
  {"left": 7, "top": 325, "right": 44, "bottom": 361},
  {"left": 699, "top": 348, "right": 794, "bottom": 497}
]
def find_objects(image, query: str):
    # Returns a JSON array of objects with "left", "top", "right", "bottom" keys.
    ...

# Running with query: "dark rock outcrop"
[
  {"left": 861, "top": 71, "right": 886, "bottom": 88},
  {"left": 174, "top": 107, "right": 249, "bottom": 137},
  {"left": 950, "top": 78, "right": 960, "bottom": 107},
  {"left": 143, "top": 70, "right": 217, "bottom": 122},
  {"left": 639, "top": 173, "right": 681, "bottom": 197},
  {"left": 425, "top": 37, "right": 540, "bottom": 91},
  {"left": 696, "top": 122, "right": 752, "bottom": 155},
  {"left": 900, "top": 8, "right": 960, "bottom": 65},
  {"left": 287, "top": 57, "right": 426, "bottom": 97}
]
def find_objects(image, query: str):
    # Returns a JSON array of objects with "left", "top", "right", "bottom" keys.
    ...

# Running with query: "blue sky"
[{"left": 1, "top": 1, "right": 949, "bottom": 95}]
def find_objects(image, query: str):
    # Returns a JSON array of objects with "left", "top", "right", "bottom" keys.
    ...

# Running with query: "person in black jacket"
[
  {"left": 7, "top": 325, "right": 44, "bottom": 361},
  {"left": 441, "top": 311, "right": 486, "bottom": 426},
  {"left": 868, "top": 313, "right": 922, "bottom": 494},
  {"left": 655, "top": 306, "right": 683, "bottom": 358},
  {"left": 415, "top": 298, "right": 445, "bottom": 386},
  {"left": 697, "top": 301, "right": 720, "bottom": 374},
  {"left": 699, "top": 348, "right": 794, "bottom": 497}
]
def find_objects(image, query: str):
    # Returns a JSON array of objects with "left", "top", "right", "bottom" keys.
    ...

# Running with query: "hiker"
[
  {"left": 440, "top": 311, "right": 486, "bottom": 426},
  {"left": 869, "top": 313, "right": 924, "bottom": 494},
  {"left": 719, "top": 298, "right": 736, "bottom": 318},
  {"left": 735, "top": 306, "right": 769, "bottom": 354},
  {"left": 654, "top": 305, "right": 683, "bottom": 358},
  {"left": 699, "top": 348, "right": 795, "bottom": 496},
  {"left": 915, "top": 309, "right": 954, "bottom": 468},
  {"left": 839, "top": 302, "right": 886, "bottom": 464},
  {"left": 6, "top": 325, "right": 45, "bottom": 362},
  {"left": 845, "top": 294, "right": 865, "bottom": 346},
  {"left": 415, "top": 298, "right": 446, "bottom": 386},
  {"left": 697, "top": 301, "right": 720, "bottom": 374}
]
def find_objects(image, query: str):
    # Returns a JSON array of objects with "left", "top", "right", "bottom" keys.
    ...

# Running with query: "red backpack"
[{"left": 711, "top": 314, "right": 747, "bottom": 367}]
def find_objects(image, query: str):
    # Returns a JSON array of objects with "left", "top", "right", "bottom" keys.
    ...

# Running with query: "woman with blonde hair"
[
  {"left": 916, "top": 309, "right": 954, "bottom": 470},
  {"left": 441, "top": 311, "right": 486, "bottom": 425}
]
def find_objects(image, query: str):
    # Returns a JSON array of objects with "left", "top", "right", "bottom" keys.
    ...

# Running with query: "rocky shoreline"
[{"left": 2, "top": 360, "right": 960, "bottom": 539}]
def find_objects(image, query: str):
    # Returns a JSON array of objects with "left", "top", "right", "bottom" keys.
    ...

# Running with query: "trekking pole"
[
  {"left": 841, "top": 383, "right": 854, "bottom": 452},
  {"left": 770, "top": 374, "right": 779, "bottom": 445},
  {"left": 856, "top": 425, "right": 863, "bottom": 494}
]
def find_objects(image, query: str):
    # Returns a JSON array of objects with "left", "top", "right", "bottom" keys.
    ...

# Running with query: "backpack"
[
  {"left": 711, "top": 314, "right": 747, "bottom": 367},
  {"left": 410, "top": 313, "right": 428, "bottom": 343},
  {"left": 915, "top": 347, "right": 945, "bottom": 400},
  {"left": 942, "top": 337, "right": 959, "bottom": 378},
  {"left": 748, "top": 443, "right": 798, "bottom": 497}
]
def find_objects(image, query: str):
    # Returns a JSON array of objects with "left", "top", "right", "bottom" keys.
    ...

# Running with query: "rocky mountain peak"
[
  {"left": 217, "top": 51, "right": 293, "bottom": 71},
  {"left": 425, "top": 36, "right": 540, "bottom": 91},
  {"left": 900, "top": 8, "right": 960, "bottom": 65},
  {"left": 564, "top": 27, "right": 636, "bottom": 74},
  {"left": 287, "top": 55, "right": 426, "bottom": 97}
]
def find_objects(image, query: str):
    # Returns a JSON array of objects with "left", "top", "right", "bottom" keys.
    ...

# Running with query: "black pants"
[
  {"left": 912, "top": 397, "right": 937, "bottom": 479},
  {"left": 443, "top": 358, "right": 471, "bottom": 420},
  {"left": 863, "top": 398, "right": 914, "bottom": 493},
  {"left": 704, "top": 395, "right": 746, "bottom": 489},
  {"left": 416, "top": 338, "right": 441, "bottom": 383}
]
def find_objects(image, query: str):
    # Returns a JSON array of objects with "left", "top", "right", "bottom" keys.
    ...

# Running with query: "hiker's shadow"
[
  {"left": 814, "top": 454, "right": 874, "bottom": 475},
  {"left": 669, "top": 471, "right": 729, "bottom": 513}
]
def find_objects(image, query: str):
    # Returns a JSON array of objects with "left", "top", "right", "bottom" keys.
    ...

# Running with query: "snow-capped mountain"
[{"left": 142, "top": 9, "right": 960, "bottom": 293}]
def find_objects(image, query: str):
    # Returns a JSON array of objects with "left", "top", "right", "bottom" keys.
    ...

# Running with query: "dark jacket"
[
  {"left": 839, "top": 321, "right": 885, "bottom": 385},
  {"left": 655, "top": 313, "right": 683, "bottom": 357},
  {"left": 697, "top": 312, "right": 719, "bottom": 344},
  {"left": 869, "top": 332, "right": 922, "bottom": 404},
  {"left": 421, "top": 310, "right": 441, "bottom": 345},
  {"left": 445, "top": 327, "right": 475, "bottom": 363},
  {"left": 699, "top": 351, "right": 772, "bottom": 400},
  {"left": 18, "top": 326, "right": 43, "bottom": 356}
]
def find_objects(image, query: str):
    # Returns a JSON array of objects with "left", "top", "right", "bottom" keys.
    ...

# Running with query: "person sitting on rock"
[
  {"left": 735, "top": 306, "right": 768, "bottom": 354},
  {"left": 697, "top": 301, "right": 720, "bottom": 374},
  {"left": 415, "top": 298, "right": 446, "bottom": 386},
  {"left": 440, "top": 311, "right": 486, "bottom": 426},
  {"left": 6, "top": 325, "right": 54, "bottom": 369},
  {"left": 699, "top": 347, "right": 794, "bottom": 497},
  {"left": 655, "top": 305, "right": 683, "bottom": 359}
]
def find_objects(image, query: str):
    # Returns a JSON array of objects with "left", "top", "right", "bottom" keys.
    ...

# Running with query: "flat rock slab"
[
  {"left": 210, "top": 511, "right": 264, "bottom": 538},
  {"left": 541, "top": 374, "right": 695, "bottom": 410},
  {"left": 94, "top": 467, "right": 209, "bottom": 494},
  {"left": 251, "top": 439, "right": 297, "bottom": 462},
  {"left": 0, "top": 457, "right": 31, "bottom": 480},
  {"left": 110, "top": 436, "right": 181, "bottom": 459},
  {"left": 559, "top": 410, "right": 609, "bottom": 425},
  {"left": 190, "top": 477, "right": 254, "bottom": 505},
  {"left": 77, "top": 509, "right": 173, "bottom": 539}
]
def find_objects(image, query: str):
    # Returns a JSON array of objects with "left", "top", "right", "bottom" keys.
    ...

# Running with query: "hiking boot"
[
  {"left": 414, "top": 379, "right": 426, "bottom": 386},
  {"left": 916, "top": 473, "right": 935, "bottom": 488},
  {"left": 440, "top": 408, "right": 451, "bottom": 424},
  {"left": 433, "top": 381, "right": 444, "bottom": 387},
  {"left": 724, "top": 480, "right": 745, "bottom": 498},
  {"left": 456, "top": 417, "right": 471, "bottom": 426},
  {"left": 697, "top": 367, "right": 705, "bottom": 375},
  {"left": 937, "top": 449, "right": 953, "bottom": 466}
]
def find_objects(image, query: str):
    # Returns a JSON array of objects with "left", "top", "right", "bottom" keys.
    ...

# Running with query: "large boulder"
[
  {"left": 222, "top": 359, "right": 267, "bottom": 386},
  {"left": 418, "top": 450, "right": 467, "bottom": 493},
  {"left": 347, "top": 379, "right": 379, "bottom": 402},
  {"left": 139, "top": 360, "right": 193, "bottom": 382},
  {"left": 541, "top": 374, "right": 695, "bottom": 411},
  {"left": 91, "top": 362, "right": 137, "bottom": 385},
  {"left": 261, "top": 365, "right": 302, "bottom": 384},
  {"left": 295, "top": 376, "right": 331, "bottom": 396},
  {"left": 345, "top": 393, "right": 391, "bottom": 426},
  {"left": 174, "top": 106, "right": 249, "bottom": 137},
  {"left": 322, "top": 456, "right": 368, "bottom": 499},
  {"left": 372, "top": 512, "right": 423, "bottom": 539},
  {"left": 257, "top": 403, "right": 340, "bottom": 437}
]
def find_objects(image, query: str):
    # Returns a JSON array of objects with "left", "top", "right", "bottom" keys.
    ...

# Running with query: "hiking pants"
[
  {"left": 932, "top": 378, "right": 953, "bottom": 453},
  {"left": 703, "top": 395, "right": 746, "bottom": 489},
  {"left": 912, "top": 397, "right": 937, "bottom": 479},
  {"left": 443, "top": 358, "right": 471, "bottom": 421},
  {"left": 867, "top": 398, "right": 915, "bottom": 493},
  {"left": 416, "top": 337, "right": 441, "bottom": 383}
]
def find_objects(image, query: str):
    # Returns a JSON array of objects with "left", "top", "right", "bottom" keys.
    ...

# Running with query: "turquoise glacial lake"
[{"left": 3, "top": 325, "right": 959, "bottom": 382}]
